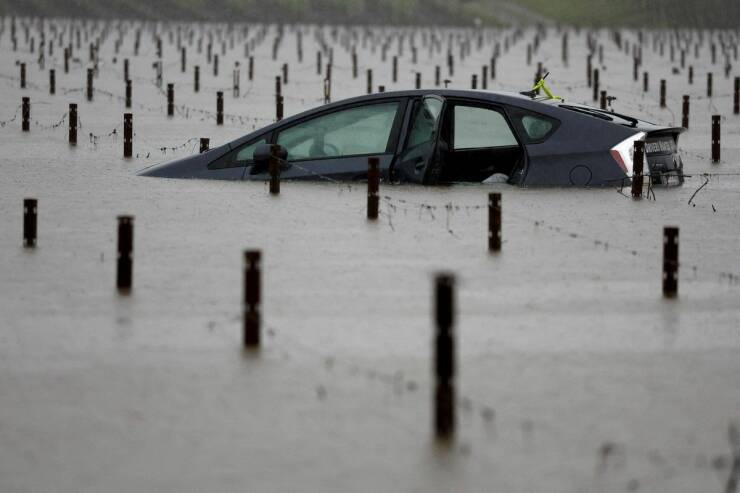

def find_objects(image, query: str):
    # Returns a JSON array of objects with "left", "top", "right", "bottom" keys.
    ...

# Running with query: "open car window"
[
  {"left": 208, "top": 138, "right": 267, "bottom": 169},
  {"left": 276, "top": 102, "right": 400, "bottom": 161},
  {"left": 453, "top": 105, "right": 518, "bottom": 150}
]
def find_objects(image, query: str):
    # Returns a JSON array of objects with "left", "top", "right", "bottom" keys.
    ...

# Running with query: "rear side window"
[
  {"left": 209, "top": 138, "right": 267, "bottom": 169},
  {"left": 507, "top": 108, "right": 560, "bottom": 144},
  {"left": 453, "top": 106, "right": 518, "bottom": 150}
]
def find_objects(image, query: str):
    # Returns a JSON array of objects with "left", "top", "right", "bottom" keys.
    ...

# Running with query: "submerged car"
[{"left": 138, "top": 89, "right": 685, "bottom": 187}]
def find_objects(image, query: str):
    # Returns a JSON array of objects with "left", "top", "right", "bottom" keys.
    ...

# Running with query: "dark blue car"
[{"left": 138, "top": 89, "right": 685, "bottom": 187}]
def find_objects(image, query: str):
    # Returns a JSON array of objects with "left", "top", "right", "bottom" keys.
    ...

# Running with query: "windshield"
[{"left": 276, "top": 102, "right": 400, "bottom": 160}]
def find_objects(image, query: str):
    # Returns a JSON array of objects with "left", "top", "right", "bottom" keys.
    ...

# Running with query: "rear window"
[{"left": 507, "top": 107, "right": 560, "bottom": 144}]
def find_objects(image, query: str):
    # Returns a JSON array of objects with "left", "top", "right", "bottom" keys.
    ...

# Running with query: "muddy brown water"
[{"left": 1, "top": 20, "right": 739, "bottom": 492}]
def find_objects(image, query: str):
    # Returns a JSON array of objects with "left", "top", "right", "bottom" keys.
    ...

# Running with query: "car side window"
[
  {"left": 276, "top": 102, "right": 400, "bottom": 161},
  {"left": 453, "top": 105, "right": 518, "bottom": 150},
  {"left": 209, "top": 138, "right": 266, "bottom": 169},
  {"left": 507, "top": 108, "right": 560, "bottom": 144}
]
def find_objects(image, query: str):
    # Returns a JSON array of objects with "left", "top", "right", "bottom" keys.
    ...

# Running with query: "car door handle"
[{"left": 413, "top": 156, "right": 425, "bottom": 169}]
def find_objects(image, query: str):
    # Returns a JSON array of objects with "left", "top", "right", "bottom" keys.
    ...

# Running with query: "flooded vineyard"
[{"left": 1, "top": 17, "right": 740, "bottom": 492}]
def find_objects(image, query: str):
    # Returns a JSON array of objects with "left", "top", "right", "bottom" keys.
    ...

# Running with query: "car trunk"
[{"left": 642, "top": 127, "right": 686, "bottom": 186}]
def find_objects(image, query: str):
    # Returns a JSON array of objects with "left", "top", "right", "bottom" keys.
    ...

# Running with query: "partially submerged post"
[
  {"left": 21, "top": 97, "right": 30, "bottom": 131},
  {"left": 734, "top": 77, "right": 739, "bottom": 115},
  {"left": 117, "top": 216, "right": 134, "bottom": 293},
  {"left": 434, "top": 273, "right": 456, "bottom": 441},
  {"left": 123, "top": 113, "right": 133, "bottom": 158},
  {"left": 86, "top": 68, "right": 93, "bottom": 101},
  {"left": 276, "top": 95, "right": 284, "bottom": 121},
  {"left": 200, "top": 138, "right": 210, "bottom": 153},
  {"left": 660, "top": 79, "right": 666, "bottom": 108},
  {"left": 269, "top": 144, "right": 281, "bottom": 195},
  {"left": 20, "top": 62, "right": 26, "bottom": 89},
  {"left": 682, "top": 96, "right": 690, "bottom": 129},
  {"left": 712, "top": 115, "right": 721, "bottom": 163},
  {"left": 631, "top": 141, "right": 645, "bottom": 199},
  {"left": 489, "top": 193, "right": 501, "bottom": 252},
  {"left": 633, "top": 56, "right": 639, "bottom": 82},
  {"left": 23, "top": 198, "right": 37, "bottom": 248},
  {"left": 367, "top": 157, "right": 380, "bottom": 220},
  {"left": 49, "top": 69, "right": 55, "bottom": 95},
  {"left": 125, "top": 79, "right": 132, "bottom": 109},
  {"left": 216, "top": 91, "right": 224, "bottom": 125},
  {"left": 167, "top": 83, "right": 174, "bottom": 117},
  {"left": 233, "top": 64, "right": 240, "bottom": 97},
  {"left": 243, "top": 250, "right": 261, "bottom": 348},
  {"left": 323, "top": 78, "right": 331, "bottom": 104},
  {"left": 592, "top": 69, "right": 599, "bottom": 102},
  {"left": 69, "top": 103, "right": 77, "bottom": 145},
  {"left": 662, "top": 226, "right": 679, "bottom": 298}
]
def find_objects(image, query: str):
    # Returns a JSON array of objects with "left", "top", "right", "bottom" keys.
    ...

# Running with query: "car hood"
[{"left": 137, "top": 144, "right": 229, "bottom": 179}]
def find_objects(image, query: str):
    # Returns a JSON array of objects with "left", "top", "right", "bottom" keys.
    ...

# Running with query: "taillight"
[{"left": 610, "top": 132, "right": 646, "bottom": 176}]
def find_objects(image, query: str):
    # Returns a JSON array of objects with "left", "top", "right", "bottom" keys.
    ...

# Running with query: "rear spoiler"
[{"left": 641, "top": 127, "right": 687, "bottom": 137}]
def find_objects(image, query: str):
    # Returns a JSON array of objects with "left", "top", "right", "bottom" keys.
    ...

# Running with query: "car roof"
[
  {"left": 320, "top": 89, "right": 535, "bottom": 107},
  {"left": 227, "top": 89, "right": 661, "bottom": 149}
]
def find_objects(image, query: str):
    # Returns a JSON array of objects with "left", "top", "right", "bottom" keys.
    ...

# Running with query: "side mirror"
[
  {"left": 252, "top": 143, "right": 288, "bottom": 173},
  {"left": 253, "top": 143, "right": 271, "bottom": 167},
  {"left": 254, "top": 143, "right": 287, "bottom": 164}
]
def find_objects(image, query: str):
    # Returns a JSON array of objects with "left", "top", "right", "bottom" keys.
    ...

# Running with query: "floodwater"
[{"left": 1, "top": 20, "right": 739, "bottom": 493}]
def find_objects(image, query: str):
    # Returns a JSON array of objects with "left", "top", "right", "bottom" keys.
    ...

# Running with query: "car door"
[
  {"left": 437, "top": 100, "right": 524, "bottom": 183},
  {"left": 392, "top": 95, "right": 445, "bottom": 184},
  {"left": 244, "top": 99, "right": 406, "bottom": 182}
]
